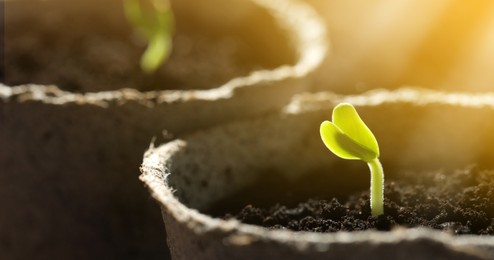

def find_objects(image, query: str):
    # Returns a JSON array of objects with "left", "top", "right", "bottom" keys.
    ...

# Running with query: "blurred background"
[
  {"left": 4, "top": 0, "right": 494, "bottom": 260},
  {"left": 306, "top": 0, "right": 494, "bottom": 93}
]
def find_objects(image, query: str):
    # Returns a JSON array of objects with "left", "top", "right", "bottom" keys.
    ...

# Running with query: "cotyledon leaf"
[
  {"left": 320, "top": 121, "right": 377, "bottom": 162},
  {"left": 332, "top": 103, "right": 379, "bottom": 158}
]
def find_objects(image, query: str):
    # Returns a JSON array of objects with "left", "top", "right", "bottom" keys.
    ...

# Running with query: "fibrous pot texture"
[
  {"left": 141, "top": 87, "right": 494, "bottom": 260},
  {"left": 0, "top": 0, "right": 327, "bottom": 259}
]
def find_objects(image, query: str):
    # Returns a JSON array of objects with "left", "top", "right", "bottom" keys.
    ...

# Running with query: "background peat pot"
[
  {"left": 0, "top": 0, "right": 327, "bottom": 259},
  {"left": 141, "top": 88, "right": 494, "bottom": 259}
]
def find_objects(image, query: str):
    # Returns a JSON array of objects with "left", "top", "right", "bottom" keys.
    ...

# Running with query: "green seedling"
[
  {"left": 124, "top": 0, "right": 174, "bottom": 73},
  {"left": 320, "top": 103, "right": 384, "bottom": 216}
]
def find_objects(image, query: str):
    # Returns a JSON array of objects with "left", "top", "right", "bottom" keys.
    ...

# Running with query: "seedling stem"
[{"left": 368, "top": 158, "right": 383, "bottom": 216}]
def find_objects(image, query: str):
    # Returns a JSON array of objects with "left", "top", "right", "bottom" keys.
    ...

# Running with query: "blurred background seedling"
[{"left": 124, "top": 0, "right": 174, "bottom": 73}]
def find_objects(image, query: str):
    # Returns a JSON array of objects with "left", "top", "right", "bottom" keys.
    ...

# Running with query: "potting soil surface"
[{"left": 211, "top": 167, "right": 494, "bottom": 235}]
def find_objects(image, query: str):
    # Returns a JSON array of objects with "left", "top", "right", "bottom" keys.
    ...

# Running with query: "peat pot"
[
  {"left": 141, "top": 88, "right": 494, "bottom": 259},
  {"left": 0, "top": 0, "right": 326, "bottom": 259}
]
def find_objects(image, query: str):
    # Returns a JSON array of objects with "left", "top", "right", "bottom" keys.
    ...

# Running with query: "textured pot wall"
[
  {"left": 141, "top": 88, "right": 494, "bottom": 259},
  {"left": 0, "top": 92, "right": 167, "bottom": 259}
]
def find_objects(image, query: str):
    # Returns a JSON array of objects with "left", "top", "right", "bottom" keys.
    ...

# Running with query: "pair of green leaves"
[
  {"left": 320, "top": 103, "right": 379, "bottom": 162},
  {"left": 124, "top": 0, "right": 174, "bottom": 73}
]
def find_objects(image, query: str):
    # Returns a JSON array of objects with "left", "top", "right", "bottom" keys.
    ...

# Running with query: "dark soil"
[
  {"left": 3, "top": 0, "right": 295, "bottom": 92},
  {"left": 210, "top": 166, "right": 494, "bottom": 235}
]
